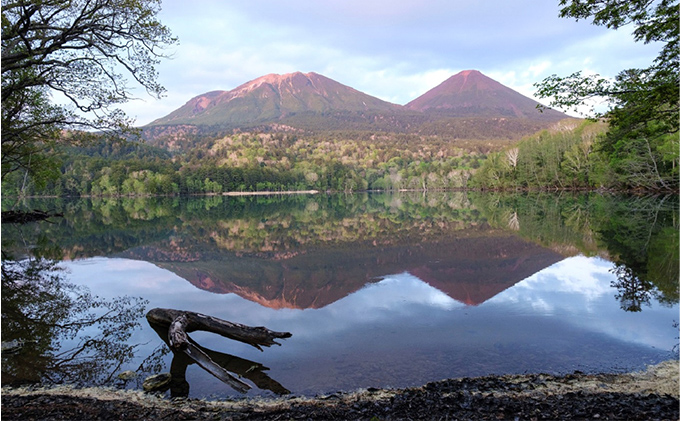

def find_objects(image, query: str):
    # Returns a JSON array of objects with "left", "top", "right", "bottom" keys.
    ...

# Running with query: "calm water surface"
[{"left": 2, "top": 192, "right": 678, "bottom": 398}]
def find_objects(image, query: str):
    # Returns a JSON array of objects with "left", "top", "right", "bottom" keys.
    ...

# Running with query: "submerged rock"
[
  {"left": 142, "top": 373, "right": 172, "bottom": 392},
  {"left": 117, "top": 370, "right": 138, "bottom": 381},
  {"left": 1, "top": 340, "right": 23, "bottom": 354}
]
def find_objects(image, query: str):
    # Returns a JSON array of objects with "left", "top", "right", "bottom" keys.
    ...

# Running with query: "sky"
[{"left": 120, "top": 0, "right": 661, "bottom": 125}]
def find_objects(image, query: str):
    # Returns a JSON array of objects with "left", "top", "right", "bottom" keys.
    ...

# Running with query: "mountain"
[
  {"left": 144, "top": 69, "right": 573, "bottom": 145},
  {"left": 148, "top": 71, "right": 405, "bottom": 127},
  {"left": 406, "top": 69, "right": 566, "bottom": 121}
]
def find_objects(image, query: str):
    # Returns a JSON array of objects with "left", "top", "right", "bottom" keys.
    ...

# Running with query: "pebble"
[
  {"left": 1, "top": 340, "right": 23, "bottom": 354},
  {"left": 142, "top": 373, "right": 172, "bottom": 392},
  {"left": 117, "top": 370, "right": 138, "bottom": 380}
]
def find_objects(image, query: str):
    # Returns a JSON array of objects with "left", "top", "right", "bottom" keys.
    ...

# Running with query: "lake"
[{"left": 2, "top": 191, "right": 678, "bottom": 399}]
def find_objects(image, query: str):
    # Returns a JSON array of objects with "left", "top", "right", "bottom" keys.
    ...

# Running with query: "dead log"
[
  {"left": 147, "top": 308, "right": 292, "bottom": 351},
  {"left": 182, "top": 340, "right": 251, "bottom": 393},
  {"left": 146, "top": 308, "right": 292, "bottom": 394},
  {"left": 149, "top": 320, "right": 290, "bottom": 396}
]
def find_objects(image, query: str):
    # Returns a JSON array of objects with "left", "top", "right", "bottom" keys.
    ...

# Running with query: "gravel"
[{"left": 3, "top": 360, "right": 678, "bottom": 420}]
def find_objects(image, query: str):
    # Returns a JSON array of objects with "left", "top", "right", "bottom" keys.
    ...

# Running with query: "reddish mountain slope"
[
  {"left": 149, "top": 72, "right": 403, "bottom": 127},
  {"left": 144, "top": 69, "right": 574, "bottom": 144},
  {"left": 406, "top": 70, "right": 567, "bottom": 121}
]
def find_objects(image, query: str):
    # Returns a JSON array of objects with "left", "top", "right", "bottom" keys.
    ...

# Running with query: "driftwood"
[
  {"left": 151, "top": 323, "right": 291, "bottom": 396},
  {"left": 146, "top": 308, "right": 292, "bottom": 394}
]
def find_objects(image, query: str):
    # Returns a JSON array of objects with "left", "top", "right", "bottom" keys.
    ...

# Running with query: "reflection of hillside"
[
  {"left": 472, "top": 193, "right": 679, "bottom": 307},
  {"left": 3, "top": 193, "right": 479, "bottom": 260},
  {"left": 123, "top": 232, "right": 563, "bottom": 309}
]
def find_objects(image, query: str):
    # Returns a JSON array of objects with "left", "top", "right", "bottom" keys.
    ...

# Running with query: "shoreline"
[
  {"left": 2, "top": 359, "right": 678, "bottom": 420},
  {"left": 3, "top": 186, "right": 678, "bottom": 200},
  {"left": 222, "top": 190, "right": 319, "bottom": 196}
]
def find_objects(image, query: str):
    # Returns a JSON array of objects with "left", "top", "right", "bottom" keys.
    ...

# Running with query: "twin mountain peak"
[{"left": 148, "top": 70, "right": 569, "bottom": 138}]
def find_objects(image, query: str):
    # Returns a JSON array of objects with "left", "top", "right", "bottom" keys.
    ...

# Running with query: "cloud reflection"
[
  {"left": 62, "top": 255, "right": 676, "bottom": 350},
  {"left": 490, "top": 255, "right": 620, "bottom": 311},
  {"left": 343, "top": 273, "right": 463, "bottom": 311},
  {"left": 489, "top": 255, "right": 677, "bottom": 349}
]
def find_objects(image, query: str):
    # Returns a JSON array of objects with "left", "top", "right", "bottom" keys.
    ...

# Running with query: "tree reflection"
[
  {"left": 599, "top": 195, "right": 679, "bottom": 312},
  {"left": 1, "top": 257, "right": 148, "bottom": 387},
  {"left": 610, "top": 263, "right": 653, "bottom": 312},
  {"left": 4, "top": 193, "right": 678, "bottom": 316},
  {"left": 474, "top": 192, "right": 679, "bottom": 312}
]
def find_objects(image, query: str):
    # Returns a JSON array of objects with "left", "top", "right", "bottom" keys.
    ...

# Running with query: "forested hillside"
[
  {"left": 472, "top": 119, "right": 678, "bottom": 191},
  {"left": 2, "top": 132, "right": 505, "bottom": 197},
  {"left": 5, "top": 114, "right": 677, "bottom": 197}
]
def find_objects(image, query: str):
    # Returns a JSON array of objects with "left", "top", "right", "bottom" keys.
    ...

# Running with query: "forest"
[
  {"left": 1, "top": 131, "right": 499, "bottom": 196},
  {"left": 472, "top": 119, "right": 678, "bottom": 191},
  {"left": 3, "top": 114, "right": 677, "bottom": 197}
]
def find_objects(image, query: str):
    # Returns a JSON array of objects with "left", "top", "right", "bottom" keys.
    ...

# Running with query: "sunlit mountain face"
[
  {"left": 148, "top": 72, "right": 405, "bottom": 127},
  {"left": 142, "top": 70, "right": 570, "bottom": 147},
  {"left": 406, "top": 70, "right": 566, "bottom": 121}
]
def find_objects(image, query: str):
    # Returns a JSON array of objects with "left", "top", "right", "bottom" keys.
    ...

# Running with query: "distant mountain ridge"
[{"left": 146, "top": 70, "right": 571, "bottom": 144}]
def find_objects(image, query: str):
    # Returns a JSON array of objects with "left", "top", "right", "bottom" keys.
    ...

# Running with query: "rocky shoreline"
[{"left": 2, "top": 360, "right": 678, "bottom": 420}]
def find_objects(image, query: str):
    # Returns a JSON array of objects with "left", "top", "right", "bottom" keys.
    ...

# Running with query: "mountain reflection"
[
  {"left": 125, "top": 234, "right": 562, "bottom": 309},
  {"left": 2, "top": 192, "right": 677, "bottom": 312}
]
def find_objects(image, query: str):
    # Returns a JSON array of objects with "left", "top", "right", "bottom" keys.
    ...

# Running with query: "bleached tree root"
[{"left": 146, "top": 308, "right": 292, "bottom": 393}]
